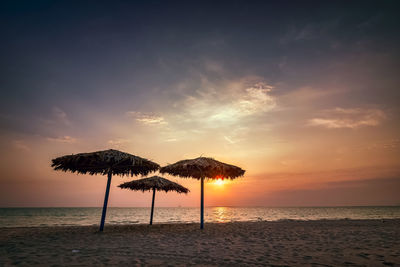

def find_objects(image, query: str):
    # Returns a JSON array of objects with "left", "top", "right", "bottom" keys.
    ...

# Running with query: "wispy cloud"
[
  {"left": 13, "top": 140, "right": 30, "bottom": 152},
  {"left": 366, "top": 139, "right": 400, "bottom": 151},
  {"left": 223, "top": 135, "right": 235, "bottom": 144},
  {"left": 280, "top": 19, "right": 340, "bottom": 45},
  {"left": 280, "top": 24, "right": 317, "bottom": 44},
  {"left": 177, "top": 79, "right": 277, "bottom": 127},
  {"left": 124, "top": 78, "right": 277, "bottom": 145},
  {"left": 38, "top": 107, "right": 72, "bottom": 136},
  {"left": 143, "top": 78, "right": 277, "bottom": 145},
  {"left": 237, "top": 82, "right": 276, "bottom": 115},
  {"left": 126, "top": 111, "right": 167, "bottom": 125},
  {"left": 223, "top": 127, "right": 249, "bottom": 145},
  {"left": 308, "top": 107, "right": 386, "bottom": 129},
  {"left": 107, "top": 138, "right": 131, "bottom": 148},
  {"left": 47, "top": 136, "right": 77, "bottom": 143},
  {"left": 52, "top": 107, "right": 71, "bottom": 126}
]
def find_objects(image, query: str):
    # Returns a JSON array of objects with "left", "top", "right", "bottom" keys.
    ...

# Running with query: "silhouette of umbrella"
[
  {"left": 160, "top": 157, "right": 245, "bottom": 229},
  {"left": 51, "top": 149, "right": 159, "bottom": 231},
  {"left": 119, "top": 176, "right": 189, "bottom": 225}
]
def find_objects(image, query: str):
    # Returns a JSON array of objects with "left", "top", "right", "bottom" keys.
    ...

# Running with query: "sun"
[
  {"left": 213, "top": 177, "right": 225, "bottom": 186},
  {"left": 215, "top": 179, "right": 224, "bottom": 185}
]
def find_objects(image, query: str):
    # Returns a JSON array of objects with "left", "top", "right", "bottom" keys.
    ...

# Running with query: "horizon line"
[{"left": 1, "top": 205, "right": 399, "bottom": 208}]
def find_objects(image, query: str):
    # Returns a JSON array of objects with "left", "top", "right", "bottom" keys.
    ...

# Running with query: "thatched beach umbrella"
[
  {"left": 51, "top": 149, "right": 160, "bottom": 231},
  {"left": 160, "top": 157, "right": 245, "bottom": 229},
  {"left": 119, "top": 176, "right": 189, "bottom": 225}
]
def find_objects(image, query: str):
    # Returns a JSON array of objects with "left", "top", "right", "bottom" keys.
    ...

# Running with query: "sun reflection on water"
[{"left": 212, "top": 207, "right": 230, "bottom": 223}]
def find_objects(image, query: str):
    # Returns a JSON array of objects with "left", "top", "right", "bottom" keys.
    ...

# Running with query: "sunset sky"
[{"left": 1, "top": 0, "right": 399, "bottom": 207}]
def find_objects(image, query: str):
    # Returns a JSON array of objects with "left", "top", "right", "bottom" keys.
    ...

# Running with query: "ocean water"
[{"left": 0, "top": 206, "right": 399, "bottom": 228}]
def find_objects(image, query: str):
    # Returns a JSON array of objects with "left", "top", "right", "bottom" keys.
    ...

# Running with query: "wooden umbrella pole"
[
  {"left": 200, "top": 177, "right": 204, "bottom": 229},
  {"left": 99, "top": 170, "right": 112, "bottom": 232},
  {"left": 150, "top": 187, "right": 156, "bottom": 225}
]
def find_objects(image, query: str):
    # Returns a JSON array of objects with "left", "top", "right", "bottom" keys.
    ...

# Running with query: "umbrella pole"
[
  {"left": 99, "top": 170, "right": 112, "bottom": 232},
  {"left": 150, "top": 187, "right": 156, "bottom": 225},
  {"left": 200, "top": 177, "right": 204, "bottom": 229}
]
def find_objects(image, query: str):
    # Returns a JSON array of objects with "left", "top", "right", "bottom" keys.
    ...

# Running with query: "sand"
[{"left": 1, "top": 219, "right": 400, "bottom": 266}]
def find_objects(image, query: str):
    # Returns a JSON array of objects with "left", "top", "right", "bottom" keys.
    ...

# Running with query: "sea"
[{"left": 0, "top": 206, "right": 399, "bottom": 228}]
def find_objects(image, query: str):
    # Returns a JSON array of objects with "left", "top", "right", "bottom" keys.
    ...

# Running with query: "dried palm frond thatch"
[
  {"left": 119, "top": 176, "right": 189, "bottom": 225},
  {"left": 119, "top": 176, "right": 189, "bottom": 193},
  {"left": 160, "top": 157, "right": 245, "bottom": 229},
  {"left": 51, "top": 149, "right": 160, "bottom": 176},
  {"left": 159, "top": 157, "right": 245, "bottom": 180},
  {"left": 51, "top": 149, "right": 160, "bottom": 231}
]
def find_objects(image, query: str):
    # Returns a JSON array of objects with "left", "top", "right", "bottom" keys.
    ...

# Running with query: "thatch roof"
[
  {"left": 119, "top": 176, "right": 189, "bottom": 193},
  {"left": 159, "top": 157, "right": 245, "bottom": 180},
  {"left": 51, "top": 149, "right": 160, "bottom": 176}
]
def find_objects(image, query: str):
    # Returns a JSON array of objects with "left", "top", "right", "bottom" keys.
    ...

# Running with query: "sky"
[{"left": 1, "top": 0, "right": 399, "bottom": 207}]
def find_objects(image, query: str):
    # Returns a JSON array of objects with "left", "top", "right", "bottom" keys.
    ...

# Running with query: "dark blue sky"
[{"left": 1, "top": 0, "right": 399, "bottom": 118}]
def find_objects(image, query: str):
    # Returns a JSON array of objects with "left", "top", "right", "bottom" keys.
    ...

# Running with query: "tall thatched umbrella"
[
  {"left": 160, "top": 157, "right": 245, "bottom": 229},
  {"left": 119, "top": 176, "right": 189, "bottom": 225},
  {"left": 51, "top": 149, "right": 160, "bottom": 231}
]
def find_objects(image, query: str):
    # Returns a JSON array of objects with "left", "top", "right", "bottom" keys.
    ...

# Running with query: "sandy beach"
[{"left": 1, "top": 219, "right": 399, "bottom": 266}]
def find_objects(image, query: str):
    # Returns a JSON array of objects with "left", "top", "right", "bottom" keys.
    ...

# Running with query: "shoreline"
[
  {"left": 0, "top": 217, "right": 399, "bottom": 229},
  {"left": 2, "top": 206, "right": 399, "bottom": 228},
  {"left": 2, "top": 219, "right": 400, "bottom": 266}
]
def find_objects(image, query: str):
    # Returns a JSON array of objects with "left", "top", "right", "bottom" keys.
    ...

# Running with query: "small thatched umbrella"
[
  {"left": 51, "top": 149, "right": 160, "bottom": 231},
  {"left": 160, "top": 157, "right": 245, "bottom": 229},
  {"left": 119, "top": 176, "right": 189, "bottom": 225}
]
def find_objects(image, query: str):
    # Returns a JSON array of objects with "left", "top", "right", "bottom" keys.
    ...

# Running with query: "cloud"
[
  {"left": 126, "top": 111, "right": 167, "bottom": 125},
  {"left": 223, "top": 135, "right": 235, "bottom": 144},
  {"left": 107, "top": 138, "right": 131, "bottom": 148},
  {"left": 280, "top": 24, "right": 317, "bottom": 44},
  {"left": 37, "top": 107, "right": 72, "bottom": 137},
  {"left": 366, "top": 139, "right": 400, "bottom": 151},
  {"left": 223, "top": 127, "right": 249, "bottom": 145},
  {"left": 178, "top": 80, "right": 276, "bottom": 127},
  {"left": 47, "top": 136, "right": 77, "bottom": 143},
  {"left": 13, "top": 140, "right": 30, "bottom": 152},
  {"left": 125, "top": 79, "right": 277, "bottom": 145},
  {"left": 279, "top": 19, "right": 340, "bottom": 45},
  {"left": 308, "top": 107, "right": 386, "bottom": 129},
  {"left": 150, "top": 78, "right": 278, "bottom": 144},
  {"left": 237, "top": 82, "right": 276, "bottom": 115},
  {"left": 52, "top": 107, "right": 71, "bottom": 126}
]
